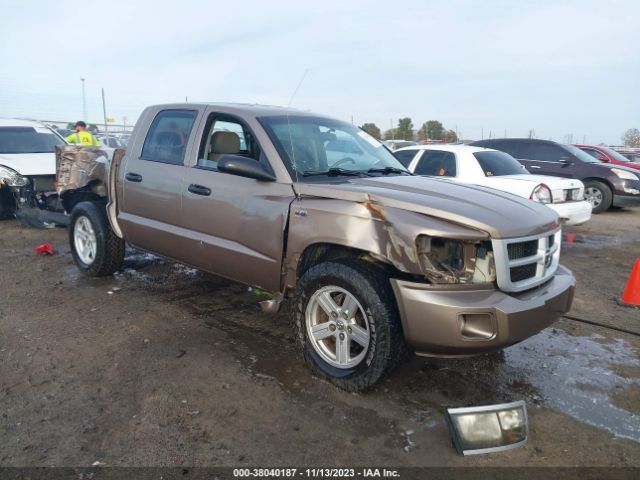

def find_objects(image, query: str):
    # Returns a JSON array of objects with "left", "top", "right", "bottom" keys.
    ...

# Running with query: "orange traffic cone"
[{"left": 620, "top": 259, "right": 640, "bottom": 306}]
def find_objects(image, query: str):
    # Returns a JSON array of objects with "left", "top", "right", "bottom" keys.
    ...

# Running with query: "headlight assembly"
[
  {"left": 611, "top": 168, "right": 639, "bottom": 181},
  {"left": 416, "top": 236, "right": 495, "bottom": 284},
  {"left": 0, "top": 165, "right": 28, "bottom": 187},
  {"left": 446, "top": 401, "right": 528, "bottom": 455}
]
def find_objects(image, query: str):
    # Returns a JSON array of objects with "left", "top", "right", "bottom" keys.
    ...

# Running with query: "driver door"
[{"left": 177, "top": 109, "right": 295, "bottom": 291}]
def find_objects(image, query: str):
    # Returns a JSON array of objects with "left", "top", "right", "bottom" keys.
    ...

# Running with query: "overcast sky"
[{"left": 1, "top": 0, "right": 638, "bottom": 144}]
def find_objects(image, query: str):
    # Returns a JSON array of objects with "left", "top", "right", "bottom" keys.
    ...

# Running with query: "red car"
[{"left": 575, "top": 144, "right": 640, "bottom": 171}]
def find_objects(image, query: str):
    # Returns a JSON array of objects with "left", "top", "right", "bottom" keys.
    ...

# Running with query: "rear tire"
[
  {"left": 584, "top": 180, "right": 612, "bottom": 214},
  {"left": 69, "top": 201, "right": 125, "bottom": 276},
  {"left": 293, "top": 260, "right": 406, "bottom": 392}
]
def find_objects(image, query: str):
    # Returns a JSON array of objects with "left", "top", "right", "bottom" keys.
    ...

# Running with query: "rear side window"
[
  {"left": 489, "top": 141, "right": 530, "bottom": 159},
  {"left": 528, "top": 143, "right": 567, "bottom": 162},
  {"left": 140, "top": 110, "right": 197, "bottom": 165},
  {"left": 394, "top": 149, "right": 418, "bottom": 167},
  {"left": 414, "top": 150, "right": 456, "bottom": 177},
  {"left": 473, "top": 150, "right": 527, "bottom": 176}
]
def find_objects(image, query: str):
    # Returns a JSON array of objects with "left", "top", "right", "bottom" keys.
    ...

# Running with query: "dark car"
[{"left": 471, "top": 138, "right": 640, "bottom": 213}]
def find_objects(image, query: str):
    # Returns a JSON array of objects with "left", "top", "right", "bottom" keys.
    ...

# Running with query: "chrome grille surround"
[{"left": 492, "top": 228, "right": 561, "bottom": 293}]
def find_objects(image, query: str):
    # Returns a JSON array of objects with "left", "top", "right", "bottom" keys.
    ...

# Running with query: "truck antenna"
[{"left": 287, "top": 69, "right": 309, "bottom": 108}]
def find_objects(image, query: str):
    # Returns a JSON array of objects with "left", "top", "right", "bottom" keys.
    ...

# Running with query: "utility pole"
[
  {"left": 390, "top": 119, "right": 394, "bottom": 140},
  {"left": 481, "top": 128, "right": 484, "bottom": 140},
  {"left": 101, "top": 88, "right": 110, "bottom": 144},
  {"left": 81, "top": 78, "right": 87, "bottom": 121}
]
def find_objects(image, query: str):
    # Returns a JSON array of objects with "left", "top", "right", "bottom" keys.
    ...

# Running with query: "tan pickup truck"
[{"left": 57, "top": 103, "right": 575, "bottom": 391}]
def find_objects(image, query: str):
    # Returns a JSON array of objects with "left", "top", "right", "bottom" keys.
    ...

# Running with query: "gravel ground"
[{"left": 0, "top": 207, "right": 639, "bottom": 468}]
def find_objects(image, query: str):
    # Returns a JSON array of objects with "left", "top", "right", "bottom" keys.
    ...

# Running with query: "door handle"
[
  {"left": 188, "top": 184, "right": 211, "bottom": 196},
  {"left": 125, "top": 172, "right": 143, "bottom": 182},
  {"left": 529, "top": 165, "right": 541, "bottom": 169}
]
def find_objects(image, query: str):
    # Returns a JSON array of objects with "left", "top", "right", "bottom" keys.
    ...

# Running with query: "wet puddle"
[{"left": 490, "top": 329, "right": 639, "bottom": 442}]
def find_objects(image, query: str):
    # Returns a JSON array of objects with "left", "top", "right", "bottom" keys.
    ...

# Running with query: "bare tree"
[{"left": 623, "top": 128, "right": 640, "bottom": 147}]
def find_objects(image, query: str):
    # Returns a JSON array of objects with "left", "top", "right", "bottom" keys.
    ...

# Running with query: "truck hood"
[
  {"left": 0, "top": 153, "right": 56, "bottom": 176},
  {"left": 296, "top": 175, "right": 559, "bottom": 239}
]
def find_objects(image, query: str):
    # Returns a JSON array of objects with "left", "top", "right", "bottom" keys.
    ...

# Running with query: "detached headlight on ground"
[
  {"left": 530, "top": 183, "right": 552, "bottom": 203},
  {"left": 0, "top": 165, "right": 28, "bottom": 187},
  {"left": 445, "top": 401, "right": 528, "bottom": 455},
  {"left": 611, "top": 168, "right": 639, "bottom": 181}
]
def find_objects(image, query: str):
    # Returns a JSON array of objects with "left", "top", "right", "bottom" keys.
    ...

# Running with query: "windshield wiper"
[
  {"left": 302, "top": 168, "right": 371, "bottom": 177},
  {"left": 367, "top": 166, "right": 411, "bottom": 175}
]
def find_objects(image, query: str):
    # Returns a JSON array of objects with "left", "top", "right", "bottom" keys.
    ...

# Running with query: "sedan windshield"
[
  {"left": 0, "top": 126, "right": 65, "bottom": 154},
  {"left": 259, "top": 115, "right": 408, "bottom": 180},
  {"left": 473, "top": 150, "right": 528, "bottom": 176}
]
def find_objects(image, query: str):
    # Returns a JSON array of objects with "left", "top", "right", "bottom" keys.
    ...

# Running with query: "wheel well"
[
  {"left": 296, "top": 243, "right": 397, "bottom": 280},
  {"left": 582, "top": 177, "right": 614, "bottom": 193},
  {"left": 61, "top": 181, "right": 107, "bottom": 213}
]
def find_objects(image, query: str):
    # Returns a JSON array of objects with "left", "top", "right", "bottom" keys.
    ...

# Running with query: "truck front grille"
[{"left": 492, "top": 230, "right": 561, "bottom": 292}]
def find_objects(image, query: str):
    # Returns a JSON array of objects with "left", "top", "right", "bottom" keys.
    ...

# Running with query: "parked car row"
[
  {"left": 469, "top": 139, "right": 640, "bottom": 213},
  {"left": 393, "top": 144, "right": 592, "bottom": 225}
]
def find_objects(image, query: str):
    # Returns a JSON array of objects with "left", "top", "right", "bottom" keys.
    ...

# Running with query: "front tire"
[
  {"left": 69, "top": 201, "right": 125, "bottom": 276},
  {"left": 294, "top": 260, "right": 405, "bottom": 392},
  {"left": 584, "top": 180, "right": 612, "bottom": 214}
]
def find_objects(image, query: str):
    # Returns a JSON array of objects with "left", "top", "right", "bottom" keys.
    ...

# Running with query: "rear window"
[
  {"left": 473, "top": 150, "right": 527, "bottom": 176},
  {"left": 0, "top": 126, "right": 65, "bottom": 154}
]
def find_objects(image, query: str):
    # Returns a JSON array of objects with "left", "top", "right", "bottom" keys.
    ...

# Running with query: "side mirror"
[
  {"left": 218, "top": 155, "right": 276, "bottom": 182},
  {"left": 598, "top": 155, "right": 609, "bottom": 162}
]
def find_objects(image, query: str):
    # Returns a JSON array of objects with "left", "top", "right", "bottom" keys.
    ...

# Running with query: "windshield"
[
  {"left": 563, "top": 144, "right": 600, "bottom": 163},
  {"left": 0, "top": 126, "right": 65, "bottom": 154},
  {"left": 473, "top": 150, "right": 528, "bottom": 176},
  {"left": 259, "top": 115, "right": 408, "bottom": 180},
  {"left": 601, "top": 146, "right": 631, "bottom": 163}
]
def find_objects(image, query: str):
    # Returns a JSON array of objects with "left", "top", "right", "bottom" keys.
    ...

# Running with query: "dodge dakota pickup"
[{"left": 58, "top": 103, "right": 575, "bottom": 391}]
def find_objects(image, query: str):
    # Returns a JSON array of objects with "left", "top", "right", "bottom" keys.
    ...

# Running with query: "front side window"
[
  {"left": 394, "top": 149, "right": 418, "bottom": 167},
  {"left": 581, "top": 147, "right": 602, "bottom": 160},
  {"left": 0, "top": 126, "right": 65, "bottom": 154},
  {"left": 140, "top": 109, "right": 197, "bottom": 165},
  {"left": 197, "top": 115, "right": 263, "bottom": 170},
  {"left": 414, "top": 150, "right": 456, "bottom": 177},
  {"left": 562, "top": 144, "right": 600, "bottom": 163},
  {"left": 259, "top": 115, "right": 408, "bottom": 180},
  {"left": 601, "top": 146, "right": 631, "bottom": 163},
  {"left": 473, "top": 150, "right": 527, "bottom": 176}
]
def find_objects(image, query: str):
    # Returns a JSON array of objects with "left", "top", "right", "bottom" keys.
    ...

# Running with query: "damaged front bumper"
[{"left": 391, "top": 265, "right": 575, "bottom": 356}]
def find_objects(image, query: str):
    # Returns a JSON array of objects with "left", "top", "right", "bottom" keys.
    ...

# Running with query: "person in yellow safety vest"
[{"left": 65, "top": 121, "right": 101, "bottom": 146}]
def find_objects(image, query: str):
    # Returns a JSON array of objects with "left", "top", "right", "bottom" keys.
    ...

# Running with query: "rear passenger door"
[
  {"left": 118, "top": 108, "right": 201, "bottom": 257},
  {"left": 178, "top": 109, "right": 295, "bottom": 292}
]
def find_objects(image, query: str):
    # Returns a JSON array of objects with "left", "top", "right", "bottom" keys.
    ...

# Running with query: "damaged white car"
[{"left": 0, "top": 118, "right": 67, "bottom": 222}]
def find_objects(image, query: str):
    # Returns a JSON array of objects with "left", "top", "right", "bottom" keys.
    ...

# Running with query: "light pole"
[{"left": 80, "top": 78, "right": 87, "bottom": 121}]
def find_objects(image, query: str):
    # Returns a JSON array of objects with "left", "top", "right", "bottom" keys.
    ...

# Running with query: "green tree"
[
  {"left": 426, "top": 120, "right": 445, "bottom": 140},
  {"left": 397, "top": 117, "right": 414, "bottom": 140},
  {"left": 383, "top": 128, "right": 397, "bottom": 140},
  {"left": 623, "top": 128, "right": 640, "bottom": 147},
  {"left": 360, "top": 123, "right": 382, "bottom": 139},
  {"left": 443, "top": 129, "right": 458, "bottom": 143}
]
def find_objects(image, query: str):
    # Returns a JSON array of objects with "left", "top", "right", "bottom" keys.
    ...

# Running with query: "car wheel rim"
[
  {"left": 584, "top": 187, "right": 603, "bottom": 208},
  {"left": 74, "top": 215, "right": 97, "bottom": 265},
  {"left": 305, "top": 285, "right": 370, "bottom": 369}
]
